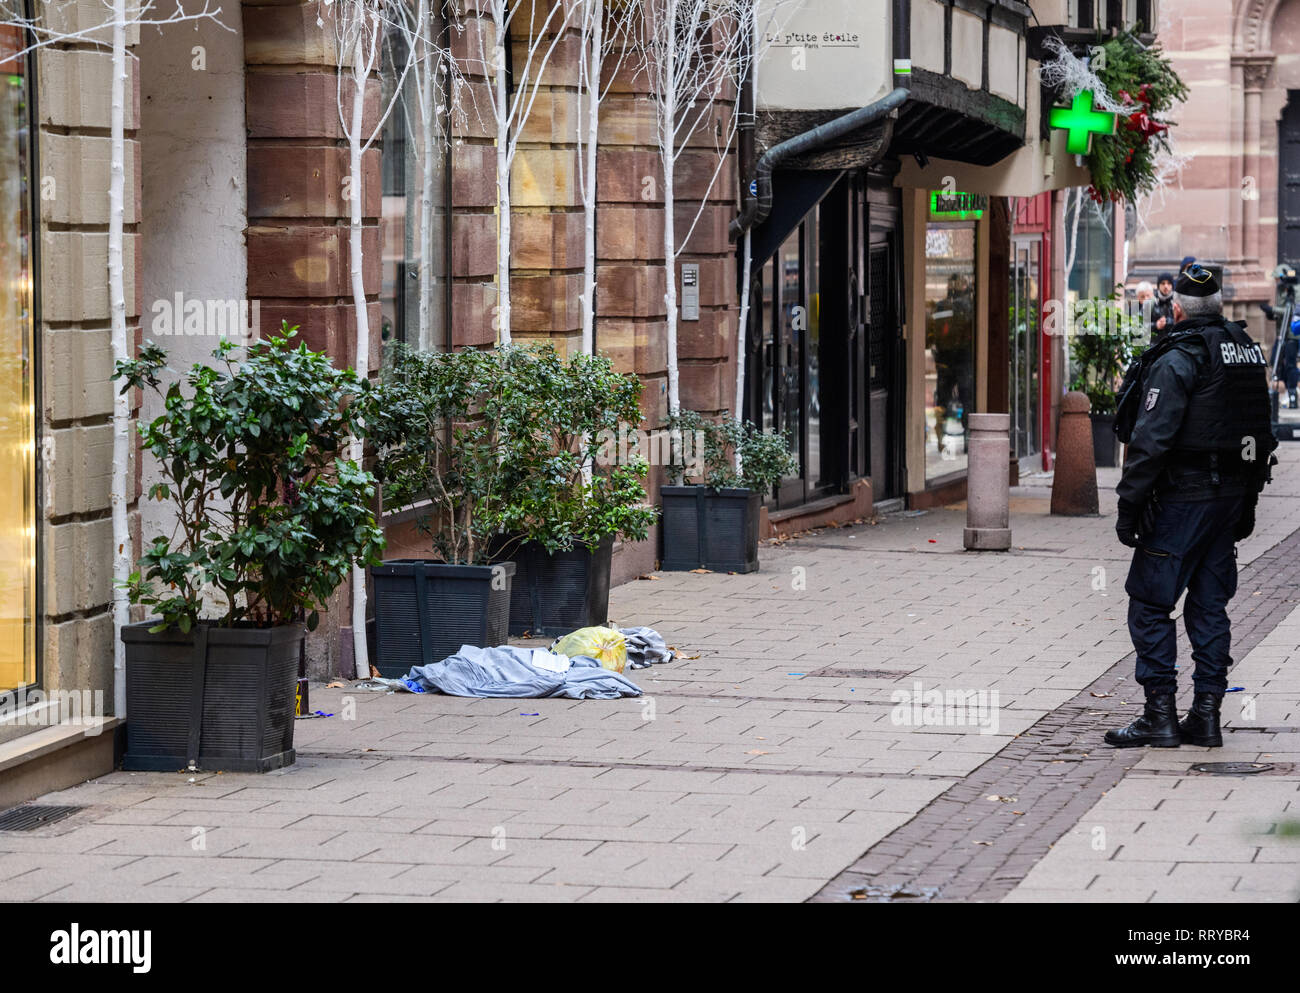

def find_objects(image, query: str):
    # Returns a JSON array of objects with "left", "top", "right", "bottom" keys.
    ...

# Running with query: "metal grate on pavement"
[{"left": 0, "top": 804, "right": 83, "bottom": 832}]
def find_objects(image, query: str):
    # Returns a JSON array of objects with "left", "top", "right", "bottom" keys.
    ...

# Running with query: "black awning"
[{"left": 889, "top": 68, "right": 1026, "bottom": 167}]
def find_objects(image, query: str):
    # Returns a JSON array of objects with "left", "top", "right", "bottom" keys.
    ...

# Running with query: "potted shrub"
[
  {"left": 496, "top": 345, "right": 658, "bottom": 637},
  {"left": 112, "top": 325, "right": 385, "bottom": 772},
  {"left": 363, "top": 345, "right": 521, "bottom": 676},
  {"left": 1068, "top": 291, "right": 1145, "bottom": 468},
  {"left": 660, "top": 411, "right": 796, "bottom": 573}
]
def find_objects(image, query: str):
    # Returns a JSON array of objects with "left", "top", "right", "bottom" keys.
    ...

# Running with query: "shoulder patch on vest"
[{"left": 1146, "top": 387, "right": 1160, "bottom": 410}]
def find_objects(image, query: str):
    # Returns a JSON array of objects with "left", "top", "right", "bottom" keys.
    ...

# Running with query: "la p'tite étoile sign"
[{"left": 755, "top": 0, "right": 890, "bottom": 112}]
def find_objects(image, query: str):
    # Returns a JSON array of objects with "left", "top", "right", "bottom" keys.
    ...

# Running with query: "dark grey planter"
[
  {"left": 660, "top": 485, "right": 760, "bottom": 573},
  {"left": 121, "top": 621, "right": 302, "bottom": 773},
  {"left": 505, "top": 536, "right": 613, "bottom": 637},
  {"left": 1092, "top": 412, "right": 1120, "bottom": 468},
  {"left": 371, "top": 560, "right": 515, "bottom": 677}
]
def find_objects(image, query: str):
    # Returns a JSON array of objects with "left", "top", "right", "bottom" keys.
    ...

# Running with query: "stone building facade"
[
  {"left": 2, "top": 0, "right": 1166, "bottom": 802},
  {"left": 1128, "top": 0, "right": 1300, "bottom": 344}
]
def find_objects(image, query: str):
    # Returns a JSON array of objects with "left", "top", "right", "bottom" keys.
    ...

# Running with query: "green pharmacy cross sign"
[{"left": 1050, "top": 90, "right": 1118, "bottom": 155}]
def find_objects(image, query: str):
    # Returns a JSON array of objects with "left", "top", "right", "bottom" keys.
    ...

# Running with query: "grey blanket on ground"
[
  {"left": 621, "top": 626, "right": 675, "bottom": 669},
  {"left": 404, "top": 644, "right": 643, "bottom": 700}
]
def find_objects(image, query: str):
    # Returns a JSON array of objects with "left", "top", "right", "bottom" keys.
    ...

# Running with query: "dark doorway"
[
  {"left": 743, "top": 170, "right": 903, "bottom": 508},
  {"left": 866, "top": 172, "right": 905, "bottom": 502},
  {"left": 746, "top": 175, "right": 847, "bottom": 508},
  {"left": 1279, "top": 93, "right": 1300, "bottom": 270}
]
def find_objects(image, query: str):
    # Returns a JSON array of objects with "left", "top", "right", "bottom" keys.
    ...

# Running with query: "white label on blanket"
[{"left": 532, "top": 650, "right": 571, "bottom": 674}]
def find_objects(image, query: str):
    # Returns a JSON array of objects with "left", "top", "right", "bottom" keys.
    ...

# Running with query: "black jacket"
[
  {"left": 1149, "top": 293, "right": 1176, "bottom": 340},
  {"left": 1117, "top": 318, "right": 1267, "bottom": 506}
]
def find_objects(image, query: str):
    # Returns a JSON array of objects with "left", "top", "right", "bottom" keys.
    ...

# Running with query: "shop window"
[
  {"left": 378, "top": 20, "right": 452, "bottom": 352},
  {"left": 924, "top": 224, "right": 977, "bottom": 483},
  {"left": 0, "top": 23, "right": 36, "bottom": 694}
]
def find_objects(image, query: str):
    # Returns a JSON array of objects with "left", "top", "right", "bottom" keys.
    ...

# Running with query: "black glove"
[
  {"left": 1261, "top": 302, "right": 1277, "bottom": 320},
  {"left": 1234, "top": 493, "right": 1258, "bottom": 541},
  {"left": 1116, "top": 498, "right": 1141, "bottom": 547}
]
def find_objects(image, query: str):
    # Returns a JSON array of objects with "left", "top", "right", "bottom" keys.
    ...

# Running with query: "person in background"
[
  {"left": 1268, "top": 317, "right": 1300, "bottom": 408},
  {"left": 1134, "top": 280, "right": 1155, "bottom": 331},
  {"left": 1260, "top": 264, "right": 1299, "bottom": 406},
  {"left": 1150, "top": 272, "right": 1176, "bottom": 340}
]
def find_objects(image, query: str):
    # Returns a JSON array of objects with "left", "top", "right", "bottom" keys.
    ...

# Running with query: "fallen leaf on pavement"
[
  {"left": 327, "top": 681, "right": 345, "bottom": 689},
  {"left": 690, "top": 568, "right": 712, "bottom": 574},
  {"left": 745, "top": 749, "right": 770, "bottom": 755}
]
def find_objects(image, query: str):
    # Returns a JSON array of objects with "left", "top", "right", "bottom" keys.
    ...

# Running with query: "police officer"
[{"left": 1107, "top": 265, "right": 1276, "bottom": 749}]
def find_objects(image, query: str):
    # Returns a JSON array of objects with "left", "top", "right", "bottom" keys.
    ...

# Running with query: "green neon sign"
[
  {"left": 1049, "top": 90, "right": 1118, "bottom": 156},
  {"left": 930, "top": 191, "right": 987, "bottom": 220}
]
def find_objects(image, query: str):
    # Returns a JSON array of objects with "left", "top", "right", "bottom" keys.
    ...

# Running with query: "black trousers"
[{"left": 1125, "top": 496, "right": 1244, "bottom": 698}]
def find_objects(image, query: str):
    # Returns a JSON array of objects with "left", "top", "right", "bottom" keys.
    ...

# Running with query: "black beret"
[
  {"left": 1157, "top": 271, "right": 1175, "bottom": 285},
  {"left": 1175, "top": 265, "right": 1220, "bottom": 297}
]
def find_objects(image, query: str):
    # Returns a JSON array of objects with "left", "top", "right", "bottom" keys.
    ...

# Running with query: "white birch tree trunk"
[
  {"left": 580, "top": 0, "right": 602, "bottom": 355},
  {"left": 348, "top": 33, "right": 370, "bottom": 675},
  {"left": 418, "top": 38, "right": 436, "bottom": 350},
  {"left": 496, "top": 137, "right": 512, "bottom": 345},
  {"left": 109, "top": 0, "right": 129, "bottom": 718},
  {"left": 733, "top": 227, "right": 751, "bottom": 471},
  {"left": 662, "top": 119, "right": 680, "bottom": 465},
  {"left": 494, "top": 27, "right": 512, "bottom": 345}
]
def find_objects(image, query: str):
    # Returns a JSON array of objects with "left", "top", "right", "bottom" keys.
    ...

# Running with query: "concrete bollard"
[
  {"left": 964, "top": 412, "right": 1012, "bottom": 550},
  {"left": 1050, "top": 391, "right": 1100, "bottom": 516}
]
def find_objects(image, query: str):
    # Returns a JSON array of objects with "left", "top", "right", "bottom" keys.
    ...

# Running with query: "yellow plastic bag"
[{"left": 552, "top": 627, "right": 627, "bottom": 674}]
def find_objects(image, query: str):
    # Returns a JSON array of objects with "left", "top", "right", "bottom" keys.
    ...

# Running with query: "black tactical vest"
[{"left": 1171, "top": 320, "right": 1272, "bottom": 460}]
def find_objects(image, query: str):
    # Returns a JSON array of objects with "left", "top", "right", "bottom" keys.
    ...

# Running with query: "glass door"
[
  {"left": 0, "top": 28, "right": 37, "bottom": 694},
  {"left": 923, "top": 223, "right": 977, "bottom": 483},
  {"left": 771, "top": 226, "right": 805, "bottom": 505},
  {"left": 1010, "top": 237, "right": 1042, "bottom": 460},
  {"left": 751, "top": 206, "right": 829, "bottom": 508}
]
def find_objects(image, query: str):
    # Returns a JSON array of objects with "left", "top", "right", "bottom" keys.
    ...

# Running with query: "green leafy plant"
[
  {"left": 113, "top": 323, "right": 385, "bottom": 633},
  {"left": 668, "top": 410, "right": 797, "bottom": 492},
  {"left": 1068, "top": 290, "right": 1146, "bottom": 415},
  {"left": 495, "top": 344, "right": 659, "bottom": 553},
  {"left": 1084, "top": 31, "right": 1189, "bottom": 204},
  {"left": 364, "top": 343, "right": 520, "bottom": 565}
]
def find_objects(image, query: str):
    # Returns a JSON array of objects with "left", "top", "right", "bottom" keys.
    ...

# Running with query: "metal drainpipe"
[{"left": 729, "top": 0, "right": 913, "bottom": 243}]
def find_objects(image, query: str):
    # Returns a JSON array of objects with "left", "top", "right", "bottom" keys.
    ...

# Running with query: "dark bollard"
[{"left": 1050, "top": 391, "right": 1100, "bottom": 516}]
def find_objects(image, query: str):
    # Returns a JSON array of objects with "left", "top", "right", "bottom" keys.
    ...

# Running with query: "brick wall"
[{"left": 243, "top": 0, "right": 384, "bottom": 675}]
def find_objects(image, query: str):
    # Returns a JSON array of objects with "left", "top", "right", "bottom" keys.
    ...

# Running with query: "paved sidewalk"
[{"left": 3, "top": 461, "right": 1299, "bottom": 902}]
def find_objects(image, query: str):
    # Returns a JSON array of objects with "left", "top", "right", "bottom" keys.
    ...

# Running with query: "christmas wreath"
[
  {"left": 1040, "top": 31, "right": 1189, "bottom": 204},
  {"left": 1084, "top": 33, "right": 1188, "bottom": 204}
]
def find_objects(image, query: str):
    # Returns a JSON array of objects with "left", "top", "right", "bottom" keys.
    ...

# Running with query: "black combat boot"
[
  {"left": 1178, "top": 692, "right": 1223, "bottom": 747},
  {"left": 1104, "top": 693, "right": 1181, "bottom": 748}
]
